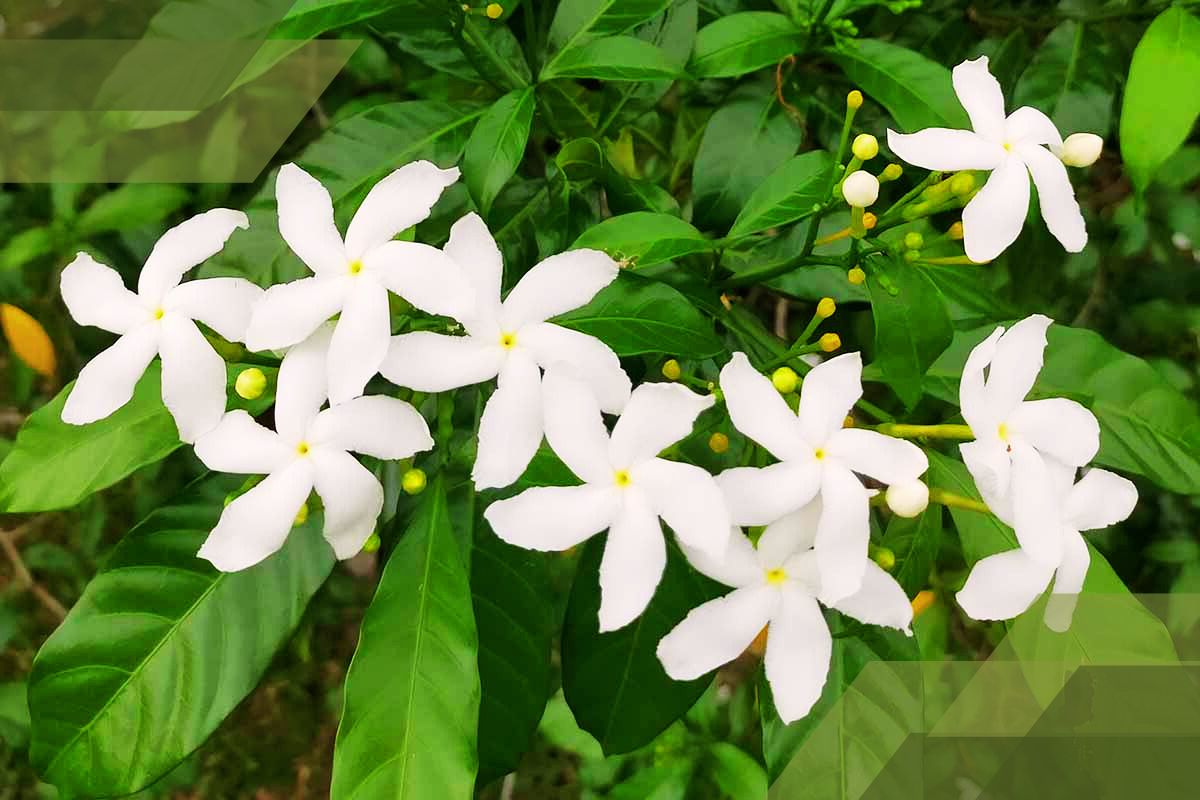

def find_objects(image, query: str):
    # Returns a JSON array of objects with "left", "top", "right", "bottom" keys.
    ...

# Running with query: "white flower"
[
  {"left": 958, "top": 314, "right": 1099, "bottom": 566},
  {"left": 842, "top": 170, "right": 880, "bottom": 207},
  {"left": 886, "top": 56, "right": 1087, "bottom": 262},
  {"left": 885, "top": 480, "right": 929, "bottom": 518},
  {"left": 716, "top": 352, "right": 927, "bottom": 603},
  {"left": 957, "top": 463, "right": 1137, "bottom": 632},
  {"left": 657, "top": 502, "right": 911, "bottom": 723},
  {"left": 484, "top": 367, "right": 729, "bottom": 632},
  {"left": 381, "top": 212, "right": 632, "bottom": 490},
  {"left": 244, "top": 162, "right": 476, "bottom": 406},
  {"left": 1056, "top": 133, "right": 1103, "bottom": 168},
  {"left": 59, "top": 209, "right": 259, "bottom": 442},
  {"left": 194, "top": 326, "right": 433, "bottom": 571}
]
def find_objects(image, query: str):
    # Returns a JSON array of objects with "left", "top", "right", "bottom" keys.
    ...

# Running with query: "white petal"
[
  {"left": 828, "top": 561, "right": 913, "bottom": 633},
  {"left": 1064, "top": 468, "right": 1137, "bottom": 531},
  {"left": 60, "top": 253, "right": 146, "bottom": 334},
  {"left": 364, "top": 241, "right": 476, "bottom": 321},
  {"left": 327, "top": 278, "right": 390, "bottom": 405},
  {"left": 309, "top": 395, "right": 433, "bottom": 460},
  {"left": 827, "top": 427, "right": 928, "bottom": 485},
  {"left": 275, "top": 163, "right": 348, "bottom": 276},
  {"left": 598, "top": 494, "right": 666, "bottom": 632},
  {"left": 61, "top": 323, "right": 160, "bottom": 425},
  {"left": 680, "top": 529, "right": 762, "bottom": 589},
  {"left": 716, "top": 461, "right": 821, "bottom": 526},
  {"left": 1017, "top": 142, "right": 1087, "bottom": 253},
  {"left": 798, "top": 352, "right": 864, "bottom": 447},
  {"left": 343, "top": 161, "right": 460, "bottom": 259},
  {"left": 656, "top": 585, "right": 778, "bottom": 680},
  {"left": 138, "top": 209, "right": 249, "bottom": 303},
  {"left": 956, "top": 548, "right": 1054, "bottom": 621},
  {"left": 634, "top": 458, "right": 730, "bottom": 557},
  {"left": 1009, "top": 397, "right": 1099, "bottom": 467},
  {"left": 764, "top": 588, "right": 831, "bottom": 724},
  {"left": 962, "top": 154, "right": 1031, "bottom": 263},
  {"left": 959, "top": 439, "right": 1012, "bottom": 522},
  {"left": 194, "top": 410, "right": 292, "bottom": 474},
  {"left": 1008, "top": 443, "right": 1064, "bottom": 567},
  {"left": 484, "top": 484, "right": 619, "bottom": 551},
  {"left": 952, "top": 56, "right": 1007, "bottom": 140},
  {"left": 445, "top": 212, "right": 503, "bottom": 329},
  {"left": 197, "top": 461, "right": 314, "bottom": 572},
  {"left": 473, "top": 352, "right": 544, "bottom": 489},
  {"left": 499, "top": 248, "right": 619, "bottom": 329},
  {"left": 959, "top": 325, "right": 1005, "bottom": 434},
  {"left": 275, "top": 325, "right": 332, "bottom": 445},
  {"left": 1004, "top": 106, "right": 1063, "bottom": 148},
  {"left": 987, "top": 314, "right": 1051, "bottom": 422},
  {"left": 718, "top": 352, "right": 808, "bottom": 461},
  {"left": 522, "top": 323, "right": 631, "bottom": 413},
  {"left": 541, "top": 365, "right": 612, "bottom": 484},
  {"left": 813, "top": 465, "right": 870, "bottom": 604},
  {"left": 885, "top": 128, "right": 1005, "bottom": 171},
  {"left": 609, "top": 382, "right": 714, "bottom": 467},
  {"left": 380, "top": 332, "right": 503, "bottom": 392},
  {"left": 159, "top": 316, "right": 228, "bottom": 443},
  {"left": 1045, "top": 531, "right": 1090, "bottom": 632},
  {"left": 164, "top": 277, "right": 264, "bottom": 343},
  {"left": 244, "top": 275, "right": 348, "bottom": 352},
  {"left": 757, "top": 501, "right": 823, "bottom": 568},
  {"left": 312, "top": 449, "right": 384, "bottom": 559}
]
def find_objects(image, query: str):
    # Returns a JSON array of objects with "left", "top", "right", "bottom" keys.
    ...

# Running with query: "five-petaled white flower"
[
  {"left": 194, "top": 326, "right": 433, "bottom": 571},
  {"left": 59, "top": 209, "right": 260, "bottom": 442},
  {"left": 717, "top": 352, "right": 927, "bottom": 603},
  {"left": 381, "top": 212, "right": 631, "bottom": 490},
  {"left": 958, "top": 462, "right": 1137, "bottom": 632},
  {"left": 657, "top": 501, "right": 912, "bottom": 723},
  {"left": 484, "top": 367, "right": 729, "bottom": 632},
  {"left": 244, "top": 162, "right": 476, "bottom": 406},
  {"left": 887, "top": 56, "right": 1088, "bottom": 263},
  {"left": 958, "top": 314, "right": 1100, "bottom": 567}
]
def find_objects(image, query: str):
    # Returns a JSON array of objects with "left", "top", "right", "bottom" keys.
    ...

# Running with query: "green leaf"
[
  {"left": 829, "top": 39, "right": 970, "bottom": 131},
  {"left": 1120, "top": 6, "right": 1200, "bottom": 193},
  {"left": 331, "top": 477, "right": 480, "bottom": 798},
  {"left": 1014, "top": 21, "right": 1116, "bottom": 138},
  {"left": 463, "top": 88, "right": 535, "bottom": 217},
  {"left": 28, "top": 475, "right": 334, "bottom": 796},
  {"left": 76, "top": 185, "right": 191, "bottom": 236},
  {"left": 561, "top": 537, "right": 719, "bottom": 754},
  {"left": 925, "top": 324, "right": 1200, "bottom": 494},
  {"left": 556, "top": 272, "right": 724, "bottom": 359},
  {"left": 0, "top": 362, "right": 275, "bottom": 514},
  {"left": 866, "top": 256, "right": 954, "bottom": 409},
  {"left": 541, "top": 36, "right": 683, "bottom": 82},
  {"left": 549, "top": 0, "right": 674, "bottom": 50},
  {"left": 571, "top": 212, "right": 714, "bottom": 267},
  {"left": 882, "top": 505, "right": 943, "bottom": 596},
  {"left": 0, "top": 227, "right": 56, "bottom": 271},
  {"left": 705, "top": 742, "right": 768, "bottom": 798},
  {"left": 459, "top": 13, "right": 534, "bottom": 90},
  {"left": 689, "top": 11, "right": 803, "bottom": 79},
  {"left": 727, "top": 150, "right": 834, "bottom": 238}
]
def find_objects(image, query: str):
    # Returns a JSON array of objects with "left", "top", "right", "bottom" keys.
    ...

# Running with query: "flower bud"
[
  {"left": 880, "top": 163, "right": 903, "bottom": 182},
  {"left": 851, "top": 133, "right": 878, "bottom": 161},
  {"left": 862, "top": 212, "right": 877, "bottom": 230},
  {"left": 847, "top": 266, "right": 866, "bottom": 285},
  {"left": 950, "top": 172, "right": 975, "bottom": 196},
  {"left": 885, "top": 480, "right": 929, "bottom": 518},
  {"left": 841, "top": 170, "right": 879, "bottom": 208},
  {"left": 293, "top": 502, "right": 309, "bottom": 527},
  {"left": 911, "top": 589, "right": 936, "bottom": 617},
  {"left": 816, "top": 297, "right": 836, "bottom": 319},
  {"left": 661, "top": 359, "right": 681, "bottom": 381},
  {"left": 903, "top": 231, "right": 924, "bottom": 250},
  {"left": 948, "top": 221, "right": 964, "bottom": 240},
  {"left": 486, "top": 2, "right": 504, "bottom": 18},
  {"left": 235, "top": 367, "right": 267, "bottom": 400},
  {"left": 708, "top": 432, "right": 729, "bottom": 453},
  {"left": 819, "top": 333, "right": 841, "bottom": 353},
  {"left": 872, "top": 546, "right": 896, "bottom": 571},
  {"left": 846, "top": 90, "right": 863, "bottom": 110},
  {"left": 903, "top": 249, "right": 921, "bottom": 263},
  {"left": 771, "top": 366, "right": 799, "bottom": 394},
  {"left": 1059, "top": 132, "right": 1103, "bottom": 167},
  {"left": 362, "top": 532, "right": 381, "bottom": 553},
  {"left": 1, "top": 303, "right": 56, "bottom": 378},
  {"left": 402, "top": 468, "right": 427, "bottom": 495}
]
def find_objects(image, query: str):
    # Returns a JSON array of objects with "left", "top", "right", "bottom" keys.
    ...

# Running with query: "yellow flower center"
[
  {"left": 613, "top": 469, "right": 631, "bottom": 488},
  {"left": 296, "top": 441, "right": 310, "bottom": 456},
  {"left": 348, "top": 260, "right": 363, "bottom": 275},
  {"left": 153, "top": 308, "right": 165, "bottom": 320},
  {"left": 765, "top": 568, "right": 788, "bottom": 586},
  {"left": 814, "top": 448, "right": 826, "bottom": 461},
  {"left": 499, "top": 332, "right": 517, "bottom": 349},
  {"left": 997, "top": 423, "right": 1009, "bottom": 442},
  {"left": 1003, "top": 142, "right": 1013, "bottom": 152}
]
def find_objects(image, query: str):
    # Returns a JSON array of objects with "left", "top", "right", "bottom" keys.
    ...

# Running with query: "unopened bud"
[
  {"left": 842, "top": 170, "right": 879, "bottom": 208},
  {"left": 948, "top": 221, "right": 964, "bottom": 240},
  {"left": 235, "top": 367, "right": 267, "bottom": 400},
  {"left": 708, "top": 432, "right": 730, "bottom": 453},
  {"left": 362, "top": 532, "right": 381, "bottom": 553},
  {"left": 847, "top": 90, "right": 863, "bottom": 110},
  {"left": 816, "top": 297, "right": 836, "bottom": 319},
  {"left": 886, "top": 480, "right": 929, "bottom": 518},
  {"left": 873, "top": 546, "right": 896, "bottom": 571},
  {"left": 903, "top": 249, "right": 921, "bottom": 263},
  {"left": 880, "top": 163, "right": 903, "bottom": 182},
  {"left": 950, "top": 172, "right": 975, "bottom": 196},
  {"left": 911, "top": 589, "right": 936, "bottom": 617},
  {"left": 847, "top": 266, "right": 866, "bottom": 285},
  {"left": 1059, "top": 132, "right": 1103, "bottom": 167},
  {"left": 771, "top": 366, "right": 799, "bottom": 394},
  {"left": 903, "top": 232, "right": 924, "bottom": 250},
  {"left": 293, "top": 502, "right": 309, "bottom": 527},
  {"left": 819, "top": 333, "right": 841, "bottom": 353},
  {"left": 485, "top": 2, "right": 504, "bottom": 18},
  {"left": 402, "top": 468, "right": 427, "bottom": 495},
  {"left": 661, "top": 359, "right": 681, "bottom": 381},
  {"left": 851, "top": 133, "right": 878, "bottom": 161},
  {"left": 862, "top": 212, "right": 877, "bottom": 230}
]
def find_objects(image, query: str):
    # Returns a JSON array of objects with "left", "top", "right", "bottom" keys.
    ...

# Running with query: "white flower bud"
[
  {"left": 885, "top": 480, "right": 929, "bottom": 518},
  {"left": 1059, "top": 133, "right": 1103, "bottom": 168},
  {"left": 842, "top": 170, "right": 879, "bottom": 208}
]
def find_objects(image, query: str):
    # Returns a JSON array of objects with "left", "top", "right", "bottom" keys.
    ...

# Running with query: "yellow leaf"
[{"left": 1, "top": 303, "right": 57, "bottom": 378}]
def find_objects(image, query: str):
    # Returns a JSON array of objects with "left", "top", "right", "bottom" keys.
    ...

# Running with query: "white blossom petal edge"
[{"left": 59, "top": 209, "right": 259, "bottom": 443}]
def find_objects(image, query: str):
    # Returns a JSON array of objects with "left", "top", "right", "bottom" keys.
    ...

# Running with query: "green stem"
[
  {"left": 928, "top": 488, "right": 991, "bottom": 515},
  {"left": 719, "top": 255, "right": 836, "bottom": 288},
  {"left": 877, "top": 170, "right": 941, "bottom": 225},
  {"left": 876, "top": 423, "right": 974, "bottom": 440}
]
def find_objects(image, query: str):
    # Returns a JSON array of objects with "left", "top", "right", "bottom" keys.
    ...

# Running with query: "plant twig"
[{"left": 0, "top": 523, "right": 68, "bottom": 621}]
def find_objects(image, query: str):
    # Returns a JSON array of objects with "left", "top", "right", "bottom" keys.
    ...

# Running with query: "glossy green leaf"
[
  {"left": 1120, "top": 6, "right": 1200, "bottom": 193},
  {"left": 76, "top": 185, "right": 191, "bottom": 236},
  {"left": 463, "top": 88, "right": 535, "bottom": 217},
  {"left": 727, "top": 150, "right": 833, "bottom": 238},
  {"left": 459, "top": 13, "right": 533, "bottom": 90},
  {"left": 548, "top": 0, "right": 674, "bottom": 50},
  {"left": 331, "top": 477, "right": 480, "bottom": 799},
  {"left": 541, "top": 36, "right": 683, "bottom": 82},
  {"left": 571, "top": 212, "right": 713, "bottom": 267},
  {"left": 28, "top": 475, "right": 334, "bottom": 796},
  {"left": 561, "top": 537, "right": 720, "bottom": 754},
  {"left": 556, "top": 272, "right": 724, "bottom": 359},
  {"left": 690, "top": 12, "right": 803, "bottom": 78},
  {"left": 1014, "top": 21, "right": 1116, "bottom": 138},
  {"left": 830, "top": 39, "right": 969, "bottom": 132},
  {"left": 882, "top": 505, "right": 943, "bottom": 596}
]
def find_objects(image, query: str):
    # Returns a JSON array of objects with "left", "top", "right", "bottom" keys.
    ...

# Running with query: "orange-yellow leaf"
[{"left": 1, "top": 303, "right": 57, "bottom": 378}]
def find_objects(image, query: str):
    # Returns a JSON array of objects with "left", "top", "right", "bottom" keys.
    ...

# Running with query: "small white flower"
[
  {"left": 717, "top": 352, "right": 927, "bottom": 603},
  {"left": 842, "top": 170, "right": 880, "bottom": 207},
  {"left": 958, "top": 462, "right": 1137, "bottom": 632},
  {"left": 1056, "top": 133, "right": 1103, "bottom": 168},
  {"left": 657, "top": 502, "right": 911, "bottom": 723},
  {"left": 59, "top": 209, "right": 259, "bottom": 442},
  {"left": 885, "top": 480, "right": 929, "bottom": 518},
  {"left": 887, "top": 56, "right": 1088, "bottom": 262},
  {"left": 484, "top": 367, "right": 729, "bottom": 632},
  {"left": 958, "top": 314, "right": 1100, "bottom": 566},
  {"left": 194, "top": 326, "right": 433, "bottom": 571},
  {"left": 381, "top": 212, "right": 631, "bottom": 490},
  {"left": 244, "top": 162, "right": 476, "bottom": 406}
]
